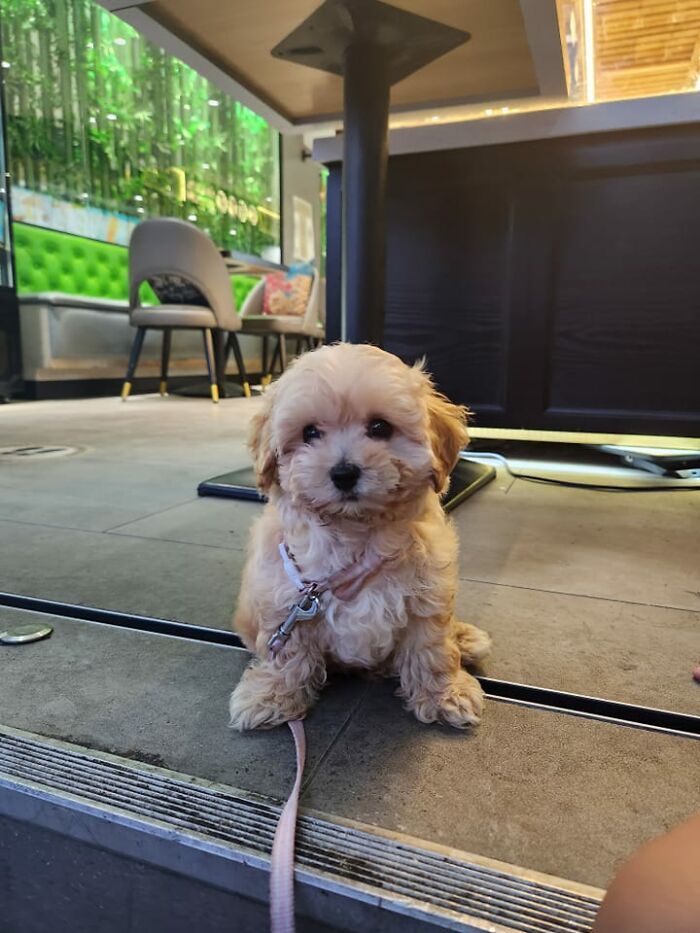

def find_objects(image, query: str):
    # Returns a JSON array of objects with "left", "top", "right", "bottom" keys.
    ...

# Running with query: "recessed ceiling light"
[
  {"left": 500, "top": 106, "right": 510, "bottom": 113},
  {"left": 485, "top": 108, "right": 494, "bottom": 116}
]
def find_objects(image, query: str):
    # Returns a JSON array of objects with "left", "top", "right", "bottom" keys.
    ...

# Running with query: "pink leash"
[
  {"left": 269, "top": 718, "right": 306, "bottom": 933},
  {"left": 268, "top": 540, "right": 389, "bottom": 931}
]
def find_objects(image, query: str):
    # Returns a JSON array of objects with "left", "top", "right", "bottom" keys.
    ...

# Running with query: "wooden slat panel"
[{"left": 595, "top": 0, "right": 700, "bottom": 99}]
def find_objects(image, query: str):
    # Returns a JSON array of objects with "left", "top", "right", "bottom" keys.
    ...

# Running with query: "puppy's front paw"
[
  {"left": 229, "top": 687, "right": 284, "bottom": 731},
  {"left": 409, "top": 670, "right": 484, "bottom": 729},
  {"left": 455, "top": 622, "right": 492, "bottom": 667},
  {"left": 229, "top": 665, "right": 310, "bottom": 731}
]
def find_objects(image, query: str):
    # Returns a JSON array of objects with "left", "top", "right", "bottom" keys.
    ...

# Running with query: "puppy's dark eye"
[
  {"left": 367, "top": 418, "right": 393, "bottom": 440},
  {"left": 302, "top": 424, "right": 322, "bottom": 444}
]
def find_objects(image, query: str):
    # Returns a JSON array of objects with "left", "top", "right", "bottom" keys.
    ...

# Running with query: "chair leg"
[
  {"left": 295, "top": 337, "right": 303, "bottom": 356},
  {"left": 278, "top": 335, "right": 288, "bottom": 372},
  {"left": 227, "top": 332, "right": 251, "bottom": 398},
  {"left": 261, "top": 336, "right": 269, "bottom": 382},
  {"left": 160, "top": 328, "right": 172, "bottom": 396},
  {"left": 213, "top": 330, "right": 227, "bottom": 399},
  {"left": 265, "top": 337, "right": 281, "bottom": 386},
  {"left": 306, "top": 336, "right": 314, "bottom": 352},
  {"left": 202, "top": 328, "right": 219, "bottom": 404},
  {"left": 121, "top": 327, "right": 147, "bottom": 400}
]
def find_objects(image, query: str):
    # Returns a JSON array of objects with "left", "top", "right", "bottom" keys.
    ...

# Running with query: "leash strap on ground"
[{"left": 270, "top": 719, "right": 306, "bottom": 933}]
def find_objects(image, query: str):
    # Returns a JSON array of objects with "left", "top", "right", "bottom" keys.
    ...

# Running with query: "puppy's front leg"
[
  {"left": 229, "top": 643, "right": 326, "bottom": 731},
  {"left": 394, "top": 618, "right": 483, "bottom": 729}
]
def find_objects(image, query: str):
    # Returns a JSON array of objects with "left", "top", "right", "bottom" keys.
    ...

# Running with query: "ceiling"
[
  {"left": 102, "top": 0, "right": 700, "bottom": 131},
  {"left": 105, "top": 0, "right": 559, "bottom": 126}
]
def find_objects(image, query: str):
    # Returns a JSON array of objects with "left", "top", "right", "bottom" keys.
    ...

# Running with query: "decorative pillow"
[
  {"left": 262, "top": 263, "right": 314, "bottom": 316},
  {"left": 148, "top": 273, "right": 209, "bottom": 307}
]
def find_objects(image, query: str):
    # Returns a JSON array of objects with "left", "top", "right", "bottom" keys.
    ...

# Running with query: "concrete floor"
[{"left": 1, "top": 394, "right": 699, "bottom": 890}]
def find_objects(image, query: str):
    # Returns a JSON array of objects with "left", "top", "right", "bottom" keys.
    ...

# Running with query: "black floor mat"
[{"left": 197, "top": 458, "right": 495, "bottom": 511}]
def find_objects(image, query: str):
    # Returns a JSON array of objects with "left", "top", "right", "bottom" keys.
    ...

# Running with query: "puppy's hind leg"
[
  {"left": 394, "top": 618, "right": 484, "bottom": 729},
  {"left": 454, "top": 620, "right": 491, "bottom": 668}
]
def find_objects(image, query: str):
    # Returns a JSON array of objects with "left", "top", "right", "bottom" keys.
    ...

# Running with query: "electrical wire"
[{"left": 462, "top": 452, "right": 700, "bottom": 493}]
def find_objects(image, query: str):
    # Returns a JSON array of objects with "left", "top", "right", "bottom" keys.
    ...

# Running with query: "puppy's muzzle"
[{"left": 330, "top": 461, "right": 361, "bottom": 492}]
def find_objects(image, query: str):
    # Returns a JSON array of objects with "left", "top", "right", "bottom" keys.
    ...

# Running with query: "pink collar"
[{"left": 278, "top": 541, "right": 390, "bottom": 602}]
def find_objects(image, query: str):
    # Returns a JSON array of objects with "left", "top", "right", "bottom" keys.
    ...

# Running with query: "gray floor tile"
[
  {"left": 1, "top": 395, "right": 259, "bottom": 465},
  {"left": 0, "top": 396, "right": 257, "bottom": 532},
  {"left": 454, "top": 479, "right": 700, "bottom": 611},
  {"left": 0, "top": 610, "right": 366, "bottom": 797},
  {"left": 302, "top": 681, "right": 700, "bottom": 889},
  {"left": 456, "top": 581, "right": 700, "bottom": 714},
  {"left": 0, "top": 521, "right": 241, "bottom": 629},
  {"left": 110, "top": 497, "right": 259, "bottom": 550},
  {"left": 0, "top": 457, "right": 199, "bottom": 532}
]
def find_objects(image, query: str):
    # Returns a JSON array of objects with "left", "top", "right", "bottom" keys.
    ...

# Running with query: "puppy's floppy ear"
[
  {"left": 248, "top": 394, "right": 278, "bottom": 493},
  {"left": 426, "top": 388, "right": 469, "bottom": 495}
]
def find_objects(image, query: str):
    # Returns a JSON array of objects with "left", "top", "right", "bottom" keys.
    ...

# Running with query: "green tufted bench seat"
[{"left": 14, "top": 223, "right": 259, "bottom": 388}]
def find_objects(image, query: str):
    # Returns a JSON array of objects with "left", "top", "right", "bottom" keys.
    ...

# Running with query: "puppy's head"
[{"left": 249, "top": 343, "right": 468, "bottom": 520}]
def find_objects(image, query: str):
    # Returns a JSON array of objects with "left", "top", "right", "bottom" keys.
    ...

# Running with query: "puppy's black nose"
[{"left": 330, "top": 461, "right": 361, "bottom": 492}]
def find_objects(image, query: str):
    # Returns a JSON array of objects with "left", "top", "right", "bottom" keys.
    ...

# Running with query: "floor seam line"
[
  {"left": 300, "top": 686, "right": 371, "bottom": 795},
  {"left": 103, "top": 529, "right": 246, "bottom": 552},
  {"left": 102, "top": 497, "right": 202, "bottom": 533},
  {"left": 0, "top": 516, "right": 108, "bottom": 535},
  {"left": 457, "top": 577, "right": 700, "bottom": 614},
  {"left": 0, "top": 515, "right": 245, "bottom": 553}
]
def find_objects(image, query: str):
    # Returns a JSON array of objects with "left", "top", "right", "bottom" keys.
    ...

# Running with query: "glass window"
[
  {"left": 0, "top": 0, "right": 280, "bottom": 255},
  {"left": 0, "top": 88, "right": 12, "bottom": 288},
  {"left": 559, "top": 0, "right": 700, "bottom": 104}
]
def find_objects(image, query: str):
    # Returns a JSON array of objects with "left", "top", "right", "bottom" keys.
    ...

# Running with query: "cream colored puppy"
[{"left": 230, "top": 343, "right": 491, "bottom": 730}]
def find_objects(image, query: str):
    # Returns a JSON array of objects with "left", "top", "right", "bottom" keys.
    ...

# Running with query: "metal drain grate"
[
  {"left": 0, "top": 727, "right": 601, "bottom": 932},
  {"left": 0, "top": 445, "right": 83, "bottom": 460}
]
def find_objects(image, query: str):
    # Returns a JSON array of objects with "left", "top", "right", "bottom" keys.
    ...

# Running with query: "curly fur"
[{"left": 230, "top": 343, "right": 491, "bottom": 730}]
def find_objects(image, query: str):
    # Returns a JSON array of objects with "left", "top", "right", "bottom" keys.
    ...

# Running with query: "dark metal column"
[
  {"left": 342, "top": 43, "right": 390, "bottom": 345},
  {"left": 273, "top": 0, "right": 468, "bottom": 347}
]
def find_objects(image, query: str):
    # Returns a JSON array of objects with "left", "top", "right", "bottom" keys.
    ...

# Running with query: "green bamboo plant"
[{"left": 0, "top": 0, "right": 280, "bottom": 254}]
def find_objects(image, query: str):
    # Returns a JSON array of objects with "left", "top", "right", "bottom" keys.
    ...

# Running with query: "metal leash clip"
[{"left": 268, "top": 584, "right": 320, "bottom": 656}]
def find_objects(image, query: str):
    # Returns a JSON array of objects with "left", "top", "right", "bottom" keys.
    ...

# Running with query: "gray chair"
[
  {"left": 122, "top": 218, "right": 250, "bottom": 404},
  {"left": 231, "top": 271, "right": 323, "bottom": 382}
]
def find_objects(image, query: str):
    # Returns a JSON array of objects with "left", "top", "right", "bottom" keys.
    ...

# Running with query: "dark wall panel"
[
  {"left": 325, "top": 123, "right": 700, "bottom": 436},
  {"left": 383, "top": 153, "right": 512, "bottom": 412},
  {"left": 547, "top": 170, "right": 700, "bottom": 421}
]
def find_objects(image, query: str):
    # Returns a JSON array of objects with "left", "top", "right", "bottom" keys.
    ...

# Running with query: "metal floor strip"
[
  {"left": 1, "top": 592, "right": 698, "bottom": 739},
  {"left": 0, "top": 590, "right": 239, "bottom": 646},
  {"left": 0, "top": 725, "right": 602, "bottom": 933}
]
